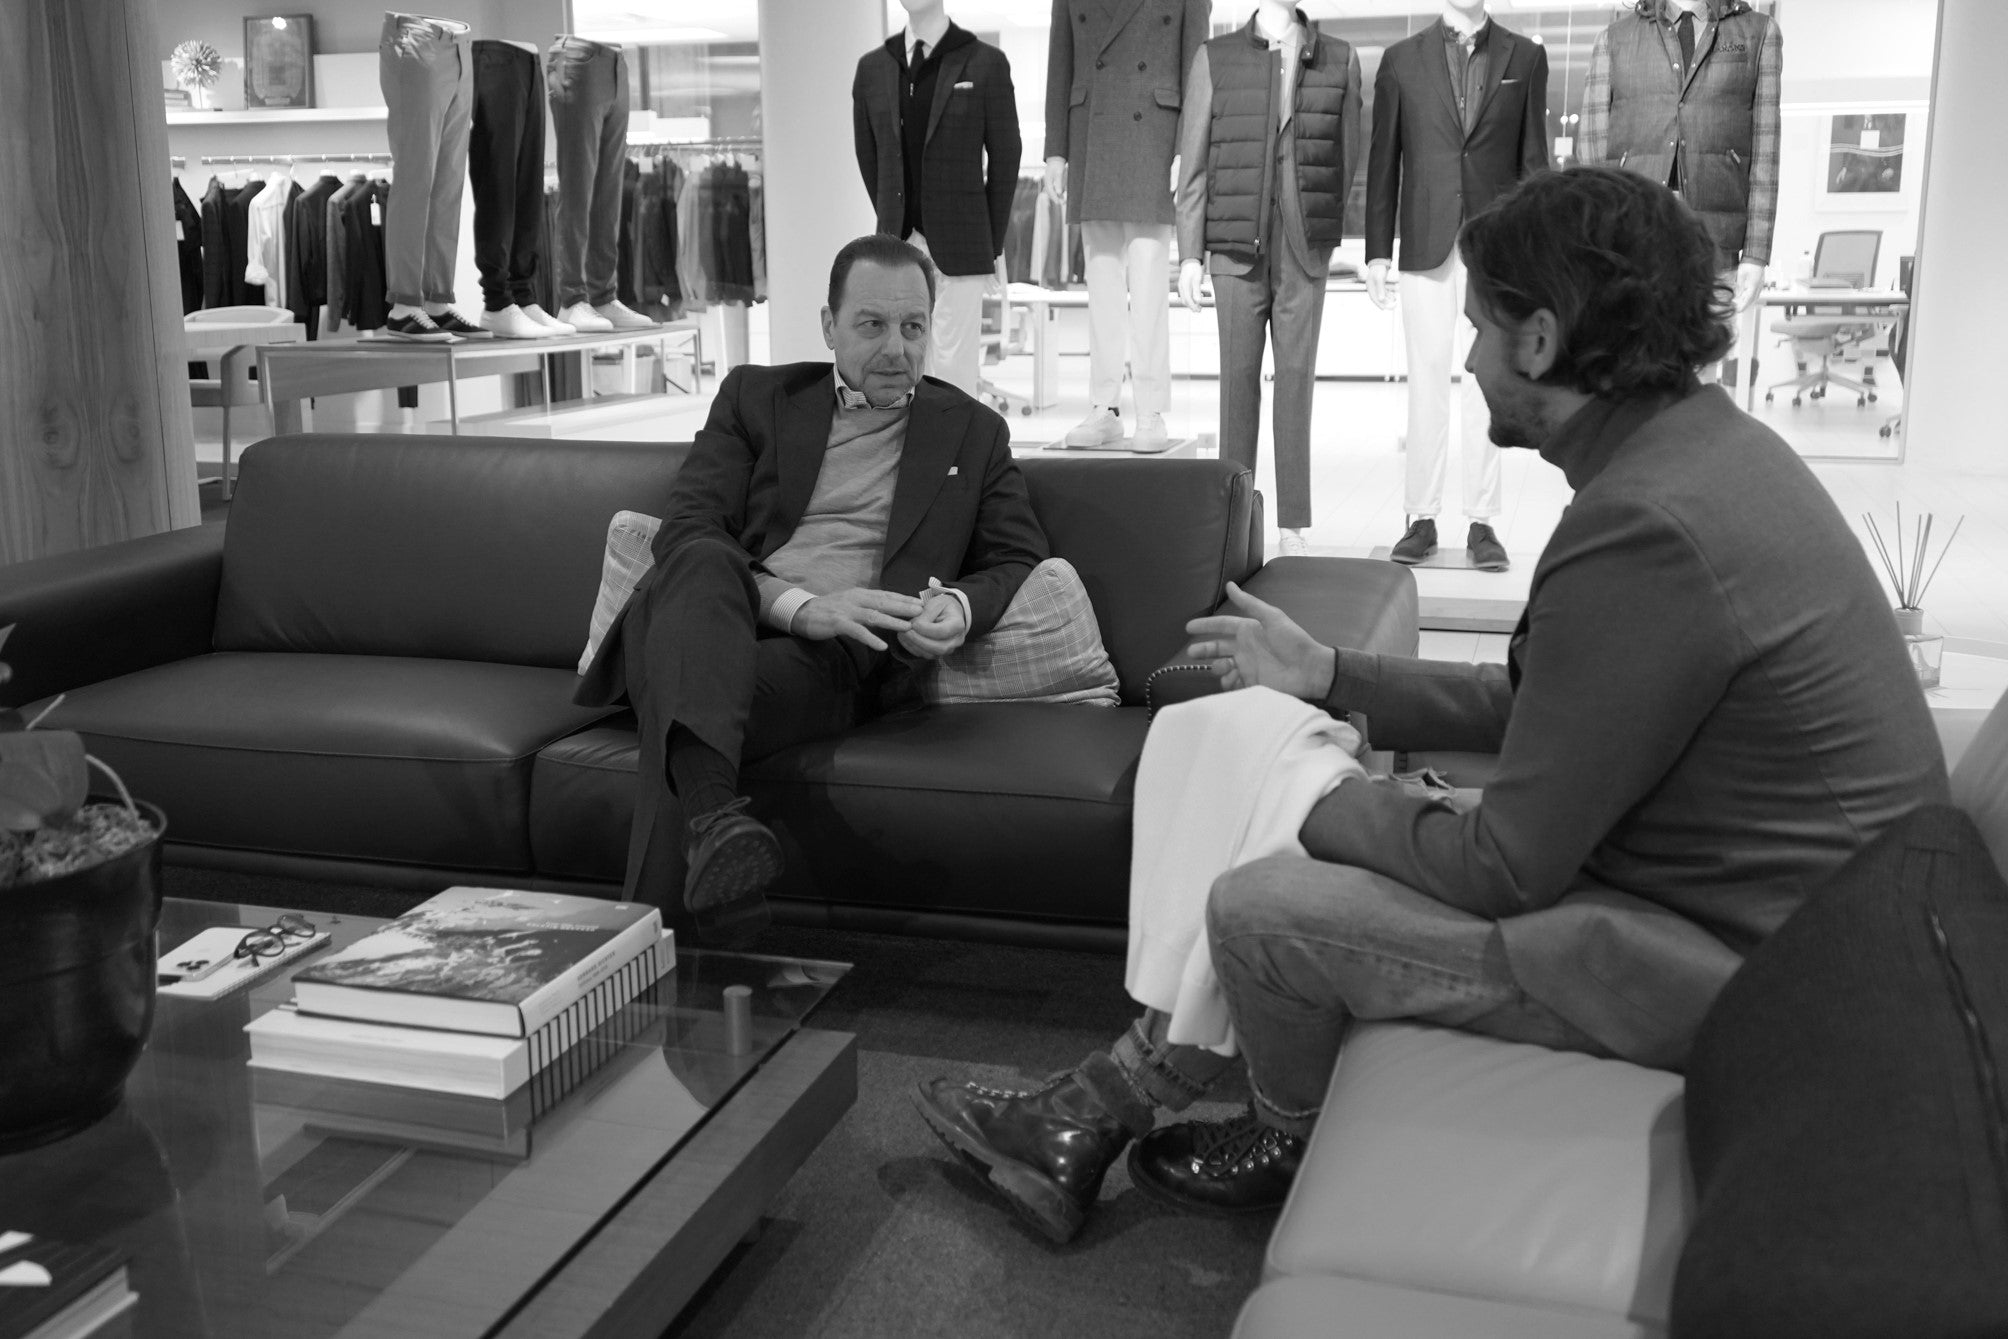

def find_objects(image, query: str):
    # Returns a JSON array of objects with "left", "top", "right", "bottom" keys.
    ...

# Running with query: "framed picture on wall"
[
  {"left": 1817, "top": 112, "right": 1909, "bottom": 209},
  {"left": 244, "top": 15, "right": 315, "bottom": 109}
]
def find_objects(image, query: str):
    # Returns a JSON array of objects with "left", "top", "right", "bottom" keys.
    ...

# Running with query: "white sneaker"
[
  {"left": 557, "top": 302, "right": 615, "bottom": 333},
  {"left": 593, "top": 299, "right": 658, "bottom": 330},
  {"left": 1131, "top": 412, "right": 1171, "bottom": 453},
  {"left": 1063, "top": 407, "right": 1124, "bottom": 448},
  {"left": 520, "top": 303, "right": 576, "bottom": 334},
  {"left": 1279, "top": 529, "right": 1312, "bottom": 557},
  {"left": 479, "top": 304, "right": 545, "bottom": 339}
]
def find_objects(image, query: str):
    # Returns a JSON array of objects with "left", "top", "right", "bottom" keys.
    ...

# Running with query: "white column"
[
  {"left": 1903, "top": 0, "right": 2008, "bottom": 474},
  {"left": 757, "top": 0, "right": 885, "bottom": 364}
]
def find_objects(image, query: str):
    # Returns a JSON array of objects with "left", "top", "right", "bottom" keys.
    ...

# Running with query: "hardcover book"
[
  {"left": 292, "top": 888, "right": 662, "bottom": 1037},
  {"left": 0, "top": 1231, "right": 134, "bottom": 1339}
]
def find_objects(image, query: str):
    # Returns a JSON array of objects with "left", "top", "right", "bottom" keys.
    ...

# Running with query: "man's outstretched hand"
[
  {"left": 793, "top": 588, "right": 925, "bottom": 651},
  {"left": 1182, "top": 581, "right": 1336, "bottom": 699}
]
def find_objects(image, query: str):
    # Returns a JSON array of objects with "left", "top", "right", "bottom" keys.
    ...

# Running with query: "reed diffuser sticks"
[{"left": 1863, "top": 505, "right": 1963, "bottom": 611}]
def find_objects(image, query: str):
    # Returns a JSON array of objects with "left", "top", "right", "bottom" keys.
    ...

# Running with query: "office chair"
[
  {"left": 186, "top": 305, "right": 295, "bottom": 498},
  {"left": 1881, "top": 253, "right": 1915, "bottom": 439},
  {"left": 1765, "top": 230, "right": 1886, "bottom": 409}
]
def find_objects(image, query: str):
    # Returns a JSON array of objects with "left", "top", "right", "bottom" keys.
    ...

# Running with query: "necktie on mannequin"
[
  {"left": 912, "top": 39, "right": 927, "bottom": 71},
  {"left": 1676, "top": 12, "right": 1695, "bottom": 80}
]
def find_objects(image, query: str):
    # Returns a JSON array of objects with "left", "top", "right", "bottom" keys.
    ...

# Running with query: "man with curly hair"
[{"left": 914, "top": 166, "right": 1948, "bottom": 1242}]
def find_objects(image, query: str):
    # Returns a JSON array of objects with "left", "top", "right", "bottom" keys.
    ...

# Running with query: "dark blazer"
[
  {"left": 853, "top": 27, "right": 1022, "bottom": 276},
  {"left": 578, "top": 361, "right": 1049, "bottom": 705},
  {"left": 172, "top": 180, "right": 204, "bottom": 314},
  {"left": 1365, "top": 19, "right": 1550, "bottom": 272}
]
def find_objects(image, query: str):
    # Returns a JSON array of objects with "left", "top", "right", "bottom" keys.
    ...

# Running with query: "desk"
[
  {"left": 184, "top": 321, "right": 306, "bottom": 497},
  {"left": 257, "top": 323, "right": 701, "bottom": 435},
  {"left": 1745, "top": 288, "right": 1908, "bottom": 412},
  {"left": 1928, "top": 649, "right": 2008, "bottom": 773}
]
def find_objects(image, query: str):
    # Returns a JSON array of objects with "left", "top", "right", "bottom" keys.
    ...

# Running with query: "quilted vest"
[
  {"left": 1203, "top": 24, "right": 1352, "bottom": 256},
  {"left": 1605, "top": 5, "right": 1770, "bottom": 262}
]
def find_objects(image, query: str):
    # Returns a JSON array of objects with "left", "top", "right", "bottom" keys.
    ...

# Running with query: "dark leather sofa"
[{"left": 1, "top": 434, "right": 1416, "bottom": 946}]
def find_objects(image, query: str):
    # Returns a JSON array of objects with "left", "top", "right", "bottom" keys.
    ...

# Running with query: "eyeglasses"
[{"left": 235, "top": 913, "right": 318, "bottom": 963}]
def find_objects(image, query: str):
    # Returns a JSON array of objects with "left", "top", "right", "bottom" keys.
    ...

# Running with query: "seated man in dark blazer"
[{"left": 576, "top": 234, "right": 1049, "bottom": 941}]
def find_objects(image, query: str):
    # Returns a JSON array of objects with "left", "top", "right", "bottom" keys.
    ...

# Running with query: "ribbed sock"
[{"left": 667, "top": 725, "right": 738, "bottom": 821}]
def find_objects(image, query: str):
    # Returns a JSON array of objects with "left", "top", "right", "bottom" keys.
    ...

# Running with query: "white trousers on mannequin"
[
  {"left": 911, "top": 232, "right": 987, "bottom": 397},
  {"left": 1401, "top": 251, "right": 1501, "bottom": 521},
  {"left": 1082, "top": 221, "right": 1173, "bottom": 416}
]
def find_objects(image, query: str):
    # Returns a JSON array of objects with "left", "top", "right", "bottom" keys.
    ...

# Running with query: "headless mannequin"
[
  {"left": 1364, "top": 0, "right": 1486, "bottom": 312},
  {"left": 1658, "top": 0, "right": 1764, "bottom": 313},
  {"left": 385, "top": 13, "right": 474, "bottom": 329},
  {"left": 903, "top": 0, "right": 1009, "bottom": 297}
]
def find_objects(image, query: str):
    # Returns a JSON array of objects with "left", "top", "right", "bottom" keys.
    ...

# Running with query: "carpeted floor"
[{"left": 164, "top": 866, "right": 1274, "bottom": 1338}]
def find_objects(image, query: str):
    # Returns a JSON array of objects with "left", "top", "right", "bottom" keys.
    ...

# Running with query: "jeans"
[
  {"left": 546, "top": 37, "right": 629, "bottom": 308},
  {"left": 379, "top": 13, "right": 472, "bottom": 307},
  {"left": 1078, "top": 855, "right": 1615, "bottom": 1138},
  {"left": 469, "top": 41, "right": 546, "bottom": 311}
]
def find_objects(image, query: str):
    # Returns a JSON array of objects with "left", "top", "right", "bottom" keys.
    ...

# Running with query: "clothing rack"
[
  {"left": 627, "top": 136, "right": 763, "bottom": 154},
  {"left": 184, "top": 153, "right": 395, "bottom": 166}
]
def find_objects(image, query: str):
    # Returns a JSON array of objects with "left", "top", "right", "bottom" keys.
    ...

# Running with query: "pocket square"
[
  {"left": 954, "top": 81, "right": 974, "bottom": 90},
  {"left": 948, "top": 466, "right": 960, "bottom": 476}
]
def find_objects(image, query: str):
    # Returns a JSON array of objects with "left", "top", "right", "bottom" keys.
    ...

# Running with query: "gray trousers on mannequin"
[{"left": 1214, "top": 197, "right": 1330, "bottom": 532}]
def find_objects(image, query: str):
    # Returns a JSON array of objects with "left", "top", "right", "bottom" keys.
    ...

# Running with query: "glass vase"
[{"left": 1894, "top": 607, "right": 1942, "bottom": 689}]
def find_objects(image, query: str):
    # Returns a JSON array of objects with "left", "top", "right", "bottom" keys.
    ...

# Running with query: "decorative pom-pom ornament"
[{"left": 170, "top": 40, "right": 223, "bottom": 92}]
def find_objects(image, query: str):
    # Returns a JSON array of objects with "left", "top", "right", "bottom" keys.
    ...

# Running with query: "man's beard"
[{"left": 1482, "top": 375, "right": 1545, "bottom": 448}]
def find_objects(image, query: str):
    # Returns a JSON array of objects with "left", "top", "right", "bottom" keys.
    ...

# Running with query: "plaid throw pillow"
[
  {"left": 923, "top": 558, "right": 1120, "bottom": 706},
  {"left": 578, "top": 510, "right": 662, "bottom": 675}
]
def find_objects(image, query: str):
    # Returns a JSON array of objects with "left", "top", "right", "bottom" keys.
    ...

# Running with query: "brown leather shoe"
[
  {"left": 682, "top": 797, "right": 779, "bottom": 945},
  {"left": 1127, "top": 1108, "right": 1304, "bottom": 1216},
  {"left": 912, "top": 1073, "right": 1132, "bottom": 1243}
]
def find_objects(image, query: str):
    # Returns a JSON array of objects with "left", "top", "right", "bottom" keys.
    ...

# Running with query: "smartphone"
[{"left": 158, "top": 927, "right": 253, "bottom": 985}]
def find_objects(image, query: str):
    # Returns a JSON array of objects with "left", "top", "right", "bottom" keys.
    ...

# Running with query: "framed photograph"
[
  {"left": 1816, "top": 112, "right": 1909, "bottom": 209},
  {"left": 244, "top": 15, "right": 314, "bottom": 109}
]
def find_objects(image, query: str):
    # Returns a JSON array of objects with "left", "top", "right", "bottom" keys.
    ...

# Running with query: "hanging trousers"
[
  {"left": 1400, "top": 250, "right": 1501, "bottom": 521},
  {"left": 469, "top": 40, "right": 546, "bottom": 312},
  {"left": 546, "top": 37, "right": 629, "bottom": 309},
  {"left": 1081, "top": 221, "right": 1174, "bottom": 417},
  {"left": 379, "top": 13, "right": 472, "bottom": 307}
]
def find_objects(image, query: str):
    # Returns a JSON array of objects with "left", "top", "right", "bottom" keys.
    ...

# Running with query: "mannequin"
[
  {"left": 1174, "top": 2, "right": 1359, "bottom": 550},
  {"left": 852, "top": 0, "right": 1021, "bottom": 396},
  {"left": 469, "top": 34, "right": 569, "bottom": 337},
  {"left": 1364, "top": 0, "right": 1549, "bottom": 571},
  {"left": 1044, "top": 0, "right": 1210, "bottom": 450},
  {"left": 378, "top": 12, "right": 489, "bottom": 340},
  {"left": 546, "top": 34, "right": 658, "bottom": 333},
  {"left": 1581, "top": 0, "right": 1781, "bottom": 316}
]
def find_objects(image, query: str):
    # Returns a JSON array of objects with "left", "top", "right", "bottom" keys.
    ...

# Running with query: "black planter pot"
[{"left": 0, "top": 800, "right": 166, "bottom": 1154}]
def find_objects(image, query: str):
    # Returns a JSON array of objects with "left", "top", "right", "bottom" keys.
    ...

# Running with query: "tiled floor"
[{"left": 191, "top": 341, "right": 2003, "bottom": 653}]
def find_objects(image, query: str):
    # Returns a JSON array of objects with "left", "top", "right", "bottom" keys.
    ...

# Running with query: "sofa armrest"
[
  {"left": 0, "top": 524, "right": 224, "bottom": 707},
  {"left": 1144, "top": 557, "right": 1420, "bottom": 718}
]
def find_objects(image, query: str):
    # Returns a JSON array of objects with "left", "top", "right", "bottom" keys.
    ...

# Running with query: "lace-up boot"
[{"left": 1127, "top": 1106, "right": 1304, "bottom": 1215}]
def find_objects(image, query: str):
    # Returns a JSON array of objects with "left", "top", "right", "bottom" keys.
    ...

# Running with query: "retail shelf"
[{"left": 166, "top": 107, "right": 387, "bottom": 126}]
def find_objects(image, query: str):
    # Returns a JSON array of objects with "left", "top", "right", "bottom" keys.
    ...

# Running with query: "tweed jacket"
[
  {"left": 1045, "top": 0, "right": 1210, "bottom": 225},
  {"left": 1305, "top": 387, "right": 1949, "bottom": 1070},
  {"left": 1579, "top": 1, "right": 1783, "bottom": 268},
  {"left": 853, "top": 26, "right": 1022, "bottom": 276},
  {"left": 1365, "top": 18, "right": 1550, "bottom": 272},
  {"left": 576, "top": 362, "right": 1049, "bottom": 708}
]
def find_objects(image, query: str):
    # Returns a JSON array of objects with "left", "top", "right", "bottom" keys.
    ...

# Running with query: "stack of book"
[
  {"left": 246, "top": 888, "right": 671, "bottom": 1106},
  {"left": 0, "top": 1231, "right": 133, "bottom": 1339}
]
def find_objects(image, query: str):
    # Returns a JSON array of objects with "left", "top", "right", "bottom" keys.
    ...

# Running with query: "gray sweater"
[
  {"left": 1304, "top": 386, "right": 1948, "bottom": 1068},
  {"left": 753, "top": 402, "right": 908, "bottom": 627}
]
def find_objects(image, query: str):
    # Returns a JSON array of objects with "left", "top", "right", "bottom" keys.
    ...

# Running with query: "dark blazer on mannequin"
[
  {"left": 1044, "top": 0, "right": 1211, "bottom": 225},
  {"left": 576, "top": 360, "right": 1049, "bottom": 709},
  {"left": 1365, "top": 17, "right": 1550, "bottom": 272},
  {"left": 853, "top": 26, "right": 1022, "bottom": 277}
]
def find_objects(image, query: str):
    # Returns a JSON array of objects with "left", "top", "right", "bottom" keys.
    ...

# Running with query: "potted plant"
[{"left": 0, "top": 626, "right": 167, "bottom": 1153}]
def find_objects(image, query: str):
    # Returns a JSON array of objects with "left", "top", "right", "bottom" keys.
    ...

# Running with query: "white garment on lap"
[{"left": 1125, "top": 686, "right": 1365, "bottom": 1056}]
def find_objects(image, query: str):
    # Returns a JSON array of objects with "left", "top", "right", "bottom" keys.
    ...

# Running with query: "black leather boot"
[
  {"left": 1128, "top": 1108, "right": 1304, "bottom": 1216},
  {"left": 912, "top": 1073, "right": 1132, "bottom": 1244}
]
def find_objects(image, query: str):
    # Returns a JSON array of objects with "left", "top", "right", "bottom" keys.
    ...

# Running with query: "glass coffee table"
[{"left": 0, "top": 898, "right": 855, "bottom": 1338}]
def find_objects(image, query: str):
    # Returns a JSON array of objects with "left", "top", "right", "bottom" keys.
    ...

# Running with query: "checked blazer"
[
  {"left": 853, "top": 26, "right": 1022, "bottom": 277},
  {"left": 1365, "top": 18, "right": 1550, "bottom": 272}
]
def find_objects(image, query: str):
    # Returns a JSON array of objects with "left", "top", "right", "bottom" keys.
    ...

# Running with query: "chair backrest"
[
  {"left": 186, "top": 305, "right": 295, "bottom": 324},
  {"left": 1812, "top": 230, "right": 1882, "bottom": 288}
]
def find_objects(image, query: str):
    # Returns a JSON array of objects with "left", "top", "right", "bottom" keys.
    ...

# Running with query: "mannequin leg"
[
  {"left": 1400, "top": 256, "right": 1459, "bottom": 520},
  {"left": 379, "top": 19, "right": 453, "bottom": 309},
  {"left": 1452, "top": 255, "right": 1502, "bottom": 521},
  {"left": 422, "top": 40, "right": 473, "bottom": 306},
  {"left": 1126, "top": 224, "right": 1175, "bottom": 419},
  {"left": 1269, "top": 252, "right": 1330, "bottom": 532},
  {"left": 1213, "top": 259, "right": 1274, "bottom": 476},
  {"left": 910, "top": 232, "right": 985, "bottom": 397},
  {"left": 545, "top": 41, "right": 605, "bottom": 309},
  {"left": 584, "top": 51, "right": 630, "bottom": 308},
  {"left": 1081, "top": 222, "right": 1130, "bottom": 413}
]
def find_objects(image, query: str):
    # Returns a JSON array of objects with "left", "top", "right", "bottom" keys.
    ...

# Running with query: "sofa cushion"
[
  {"left": 216, "top": 436, "right": 687, "bottom": 668},
  {"left": 1670, "top": 803, "right": 2008, "bottom": 1339},
  {"left": 1016, "top": 457, "right": 1255, "bottom": 702},
  {"left": 1268, "top": 1022, "right": 1689, "bottom": 1327},
  {"left": 924, "top": 558, "right": 1120, "bottom": 706},
  {"left": 579, "top": 509, "right": 661, "bottom": 675},
  {"left": 530, "top": 705, "right": 1149, "bottom": 921},
  {"left": 42, "top": 653, "right": 613, "bottom": 871},
  {"left": 1233, "top": 1275, "right": 1664, "bottom": 1339}
]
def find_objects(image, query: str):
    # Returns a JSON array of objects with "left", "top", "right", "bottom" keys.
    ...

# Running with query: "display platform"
[{"left": 1040, "top": 436, "right": 1203, "bottom": 456}]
